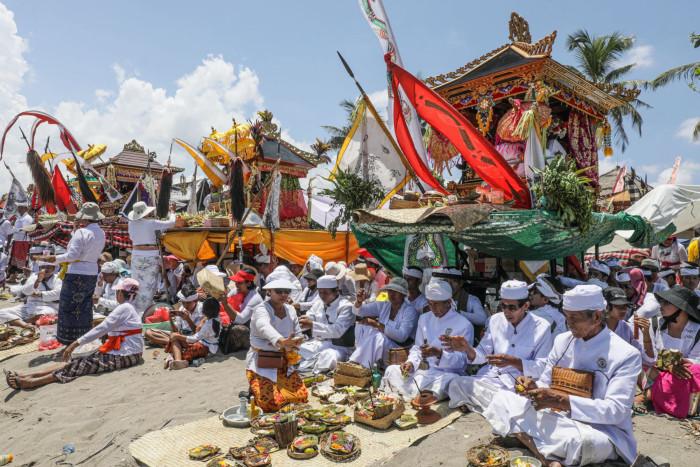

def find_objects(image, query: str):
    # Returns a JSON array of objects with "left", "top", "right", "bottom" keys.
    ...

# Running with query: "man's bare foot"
[
  {"left": 172, "top": 360, "right": 189, "bottom": 370},
  {"left": 4, "top": 369, "right": 20, "bottom": 389}
]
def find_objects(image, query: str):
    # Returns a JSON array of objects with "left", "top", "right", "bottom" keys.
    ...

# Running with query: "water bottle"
[
  {"left": 191, "top": 358, "right": 205, "bottom": 367},
  {"left": 371, "top": 364, "right": 381, "bottom": 390}
]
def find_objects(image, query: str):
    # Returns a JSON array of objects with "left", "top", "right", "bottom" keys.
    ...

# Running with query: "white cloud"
[
  {"left": 112, "top": 63, "right": 126, "bottom": 84},
  {"left": 653, "top": 161, "right": 700, "bottom": 186},
  {"left": 616, "top": 44, "right": 654, "bottom": 69},
  {"left": 597, "top": 156, "right": 620, "bottom": 176},
  {"left": 366, "top": 89, "right": 389, "bottom": 121},
  {"left": 676, "top": 117, "right": 700, "bottom": 144},
  {"left": 94, "top": 89, "right": 112, "bottom": 102}
]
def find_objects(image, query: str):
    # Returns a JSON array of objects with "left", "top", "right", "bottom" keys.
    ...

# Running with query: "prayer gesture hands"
[
  {"left": 400, "top": 361, "right": 414, "bottom": 376},
  {"left": 440, "top": 335, "right": 470, "bottom": 353},
  {"left": 671, "top": 359, "right": 693, "bottom": 380},
  {"left": 486, "top": 353, "right": 523, "bottom": 371},
  {"left": 278, "top": 336, "right": 303, "bottom": 351},
  {"left": 355, "top": 288, "right": 367, "bottom": 308},
  {"left": 633, "top": 316, "right": 651, "bottom": 335},
  {"left": 526, "top": 388, "right": 570, "bottom": 412}
]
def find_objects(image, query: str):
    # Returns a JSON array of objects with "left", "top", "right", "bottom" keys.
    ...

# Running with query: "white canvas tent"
[{"left": 592, "top": 184, "right": 700, "bottom": 253}]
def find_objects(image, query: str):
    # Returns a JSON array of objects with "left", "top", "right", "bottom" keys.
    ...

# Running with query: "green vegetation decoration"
[
  {"left": 532, "top": 155, "right": 595, "bottom": 233},
  {"left": 320, "top": 168, "right": 384, "bottom": 237}
]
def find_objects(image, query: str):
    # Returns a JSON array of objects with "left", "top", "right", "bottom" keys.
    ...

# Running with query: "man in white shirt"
[
  {"left": 325, "top": 261, "right": 356, "bottom": 302},
  {"left": 434, "top": 267, "right": 487, "bottom": 328},
  {"left": 680, "top": 263, "right": 700, "bottom": 297},
  {"left": 298, "top": 275, "right": 356, "bottom": 373},
  {"left": 381, "top": 279, "right": 473, "bottom": 401},
  {"left": 480, "top": 285, "right": 642, "bottom": 467},
  {"left": 0, "top": 208, "right": 14, "bottom": 249},
  {"left": 651, "top": 236, "right": 688, "bottom": 269},
  {"left": 404, "top": 266, "right": 428, "bottom": 314},
  {"left": 528, "top": 275, "right": 566, "bottom": 336},
  {"left": 0, "top": 262, "right": 62, "bottom": 329},
  {"left": 447, "top": 280, "right": 553, "bottom": 412},
  {"left": 295, "top": 269, "right": 322, "bottom": 313},
  {"left": 160, "top": 254, "right": 184, "bottom": 303},
  {"left": 93, "top": 261, "right": 123, "bottom": 315}
]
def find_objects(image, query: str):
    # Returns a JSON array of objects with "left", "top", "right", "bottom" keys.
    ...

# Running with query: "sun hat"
[
  {"left": 402, "top": 266, "right": 423, "bottom": 280},
  {"left": 381, "top": 277, "right": 409, "bottom": 296},
  {"left": 303, "top": 268, "right": 324, "bottom": 281},
  {"left": 425, "top": 278, "right": 451, "bottom": 301},
  {"left": 654, "top": 285, "right": 700, "bottom": 320},
  {"left": 204, "top": 264, "right": 227, "bottom": 278},
  {"left": 127, "top": 201, "right": 155, "bottom": 221},
  {"left": 603, "top": 287, "right": 630, "bottom": 306},
  {"left": 563, "top": 284, "right": 606, "bottom": 312},
  {"left": 317, "top": 275, "right": 339, "bottom": 289},
  {"left": 75, "top": 202, "right": 105, "bottom": 221},
  {"left": 500, "top": 280, "right": 529, "bottom": 300},
  {"left": 325, "top": 261, "right": 347, "bottom": 281},
  {"left": 641, "top": 258, "right": 660, "bottom": 272},
  {"left": 113, "top": 278, "right": 140, "bottom": 293},
  {"left": 263, "top": 278, "right": 297, "bottom": 290},
  {"left": 348, "top": 264, "right": 371, "bottom": 282},
  {"left": 230, "top": 269, "right": 256, "bottom": 283},
  {"left": 101, "top": 261, "right": 120, "bottom": 274}
]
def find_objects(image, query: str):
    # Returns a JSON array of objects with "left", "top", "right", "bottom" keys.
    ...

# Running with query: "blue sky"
[{"left": 1, "top": 0, "right": 699, "bottom": 187}]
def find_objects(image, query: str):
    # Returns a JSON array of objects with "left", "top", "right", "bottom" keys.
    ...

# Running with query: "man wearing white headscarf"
[
  {"left": 679, "top": 263, "right": 700, "bottom": 297},
  {"left": 528, "top": 275, "right": 566, "bottom": 336},
  {"left": 297, "top": 275, "right": 355, "bottom": 373},
  {"left": 349, "top": 277, "right": 419, "bottom": 368},
  {"left": 446, "top": 280, "right": 553, "bottom": 413},
  {"left": 325, "top": 261, "right": 356, "bottom": 302},
  {"left": 380, "top": 278, "right": 473, "bottom": 401},
  {"left": 433, "top": 267, "right": 487, "bottom": 328},
  {"left": 93, "top": 261, "right": 123, "bottom": 315},
  {"left": 0, "top": 262, "right": 62, "bottom": 330},
  {"left": 480, "top": 284, "right": 641, "bottom": 466}
]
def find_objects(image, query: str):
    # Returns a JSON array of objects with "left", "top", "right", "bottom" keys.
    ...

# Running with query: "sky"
[{"left": 1, "top": 0, "right": 699, "bottom": 192}]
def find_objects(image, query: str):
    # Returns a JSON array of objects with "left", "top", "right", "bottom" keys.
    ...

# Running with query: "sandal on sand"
[
  {"left": 164, "top": 355, "right": 174, "bottom": 370},
  {"left": 633, "top": 394, "right": 650, "bottom": 415},
  {"left": 458, "top": 405, "right": 471, "bottom": 413},
  {"left": 4, "top": 369, "right": 19, "bottom": 389},
  {"left": 172, "top": 360, "right": 189, "bottom": 370},
  {"left": 0, "top": 341, "right": 14, "bottom": 351}
]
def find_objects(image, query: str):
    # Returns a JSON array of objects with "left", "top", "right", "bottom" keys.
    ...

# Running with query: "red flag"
[
  {"left": 387, "top": 55, "right": 531, "bottom": 207},
  {"left": 52, "top": 166, "right": 77, "bottom": 214}
]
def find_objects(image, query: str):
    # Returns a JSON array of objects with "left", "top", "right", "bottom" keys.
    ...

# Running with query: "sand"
[{"left": 0, "top": 298, "right": 696, "bottom": 466}]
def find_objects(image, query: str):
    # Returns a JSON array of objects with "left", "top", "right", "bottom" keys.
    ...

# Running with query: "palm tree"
[
  {"left": 322, "top": 99, "right": 360, "bottom": 150},
  {"left": 566, "top": 30, "right": 649, "bottom": 152},
  {"left": 649, "top": 33, "right": 700, "bottom": 140}
]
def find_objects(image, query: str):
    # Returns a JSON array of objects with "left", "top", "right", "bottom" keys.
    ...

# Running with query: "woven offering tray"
[
  {"left": 320, "top": 431, "right": 361, "bottom": 463},
  {"left": 336, "top": 361, "right": 371, "bottom": 378},
  {"left": 188, "top": 444, "right": 221, "bottom": 461},
  {"left": 286, "top": 434, "right": 319, "bottom": 460},
  {"left": 354, "top": 399, "right": 405, "bottom": 430},
  {"left": 250, "top": 436, "right": 279, "bottom": 454},
  {"left": 278, "top": 403, "right": 312, "bottom": 414},
  {"left": 206, "top": 457, "right": 243, "bottom": 467},
  {"left": 243, "top": 453, "right": 270, "bottom": 467},
  {"left": 466, "top": 444, "right": 509, "bottom": 467},
  {"left": 300, "top": 422, "right": 327, "bottom": 435},
  {"left": 550, "top": 366, "right": 594, "bottom": 398}
]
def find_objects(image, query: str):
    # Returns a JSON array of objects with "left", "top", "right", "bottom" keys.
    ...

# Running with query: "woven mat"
[
  {"left": 129, "top": 400, "right": 460, "bottom": 466},
  {"left": 0, "top": 340, "right": 39, "bottom": 362}
]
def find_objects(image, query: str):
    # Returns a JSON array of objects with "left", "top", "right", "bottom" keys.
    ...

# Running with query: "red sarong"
[{"left": 10, "top": 240, "right": 30, "bottom": 268}]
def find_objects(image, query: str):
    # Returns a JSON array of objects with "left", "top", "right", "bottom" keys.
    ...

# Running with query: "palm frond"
[
  {"left": 604, "top": 63, "right": 636, "bottom": 83},
  {"left": 694, "top": 120, "right": 700, "bottom": 141},
  {"left": 650, "top": 62, "right": 700, "bottom": 89}
]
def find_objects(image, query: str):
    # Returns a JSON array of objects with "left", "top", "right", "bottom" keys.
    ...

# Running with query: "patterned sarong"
[
  {"left": 165, "top": 341, "right": 209, "bottom": 362},
  {"left": 9, "top": 240, "right": 30, "bottom": 268},
  {"left": 57, "top": 273, "right": 98, "bottom": 345},
  {"left": 53, "top": 352, "right": 143, "bottom": 383},
  {"left": 246, "top": 369, "right": 308, "bottom": 413},
  {"left": 131, "top": 255, "right": 162, "bottom": 315}
]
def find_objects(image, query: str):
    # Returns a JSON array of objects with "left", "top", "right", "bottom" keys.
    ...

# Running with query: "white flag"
[
  {"left": 358, "top": 0, "right": 431, "bottom": 176},
  {"left": 333, "top": 96, "right": 410, "bottom": 208},
  {"left": 4, "top": 175, "right": 29, "bottom": 216}
]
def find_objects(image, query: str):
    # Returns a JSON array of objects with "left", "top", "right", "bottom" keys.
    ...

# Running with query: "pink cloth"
[
  {"left": 629, "top": 268, "right": 648, "bottom": 307},
  {"left": 651, "top": 363, "right": 700, "bottom": 418}
]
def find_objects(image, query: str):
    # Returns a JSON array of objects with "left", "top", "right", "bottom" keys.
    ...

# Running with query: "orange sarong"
[{"left": 246, "top": 369, "right": 308, "bottom": 413}]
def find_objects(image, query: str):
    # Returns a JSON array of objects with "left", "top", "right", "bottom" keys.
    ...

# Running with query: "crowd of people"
[{"left": 1, "top": 199, "right": 700, "bottom": 466}]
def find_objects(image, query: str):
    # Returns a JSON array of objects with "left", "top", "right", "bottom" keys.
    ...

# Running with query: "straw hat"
[
  {"left": 128, "top": 201, "right": 155, "bottom": 221},
  {"left": 348, "top": 264, "right": 371, "bottom": 282},
  {"left": 75, "top": 202, "right": 105, "bottom": 221},
  {"left": 325, "top": 261, "right": 347, "bottom": 281}
]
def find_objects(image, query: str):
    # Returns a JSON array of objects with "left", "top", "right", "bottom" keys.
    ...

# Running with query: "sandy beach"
[{"left": 1, "top": 334, "right": 697, "bottom": 467}]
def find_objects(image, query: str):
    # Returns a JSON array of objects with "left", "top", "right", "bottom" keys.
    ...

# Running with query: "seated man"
[
  {"left": 0, "top": 261, "right": 62, "bottom": 330},
  {"left": 381, "top": 279, "right": 473, "bottom": 401},
  {"left": 528, "top": 275, "right": 566, "bottom": 336},
  {"left": 160, "top": 254, "right": 184, "bottom": 303},
  {"left": 434, "top": 267, "right": 487, "bottom": 328},
  {"left": 447, "top": 280, "right": 553, "bottom": 413},
  {"left": 295, "top": 269, "right": 323, "bottom": 314},
  {"left": 479, "top": 284, "right": 641, "bottom": 467},
  {"left": 349, "top": 277, "right": 418, "bottom": 368},
  {"left": 298, "top": 275, "right": 355, "bottom": 373},
  {"left": 403, "top": 266, "right": 428, "bottom": 314},
  {"left": 93, "top": 261, "right": 123, "bottom": 315},
  {"left": 144, "top": 284, "right": 203, "bottom": 347}
]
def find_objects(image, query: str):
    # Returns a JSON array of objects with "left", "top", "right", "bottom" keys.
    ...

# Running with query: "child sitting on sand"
[
  {"left": 143, "top": 284, "right": 203, "bottom": 347},
  {"left": 165, "top": 297, "right": 220, "bottom": 370}
]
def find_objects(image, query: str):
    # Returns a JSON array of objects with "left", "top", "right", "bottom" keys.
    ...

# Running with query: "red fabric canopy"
[{"left": 386, "top": 56, "right": 531, "bottom": 208}]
